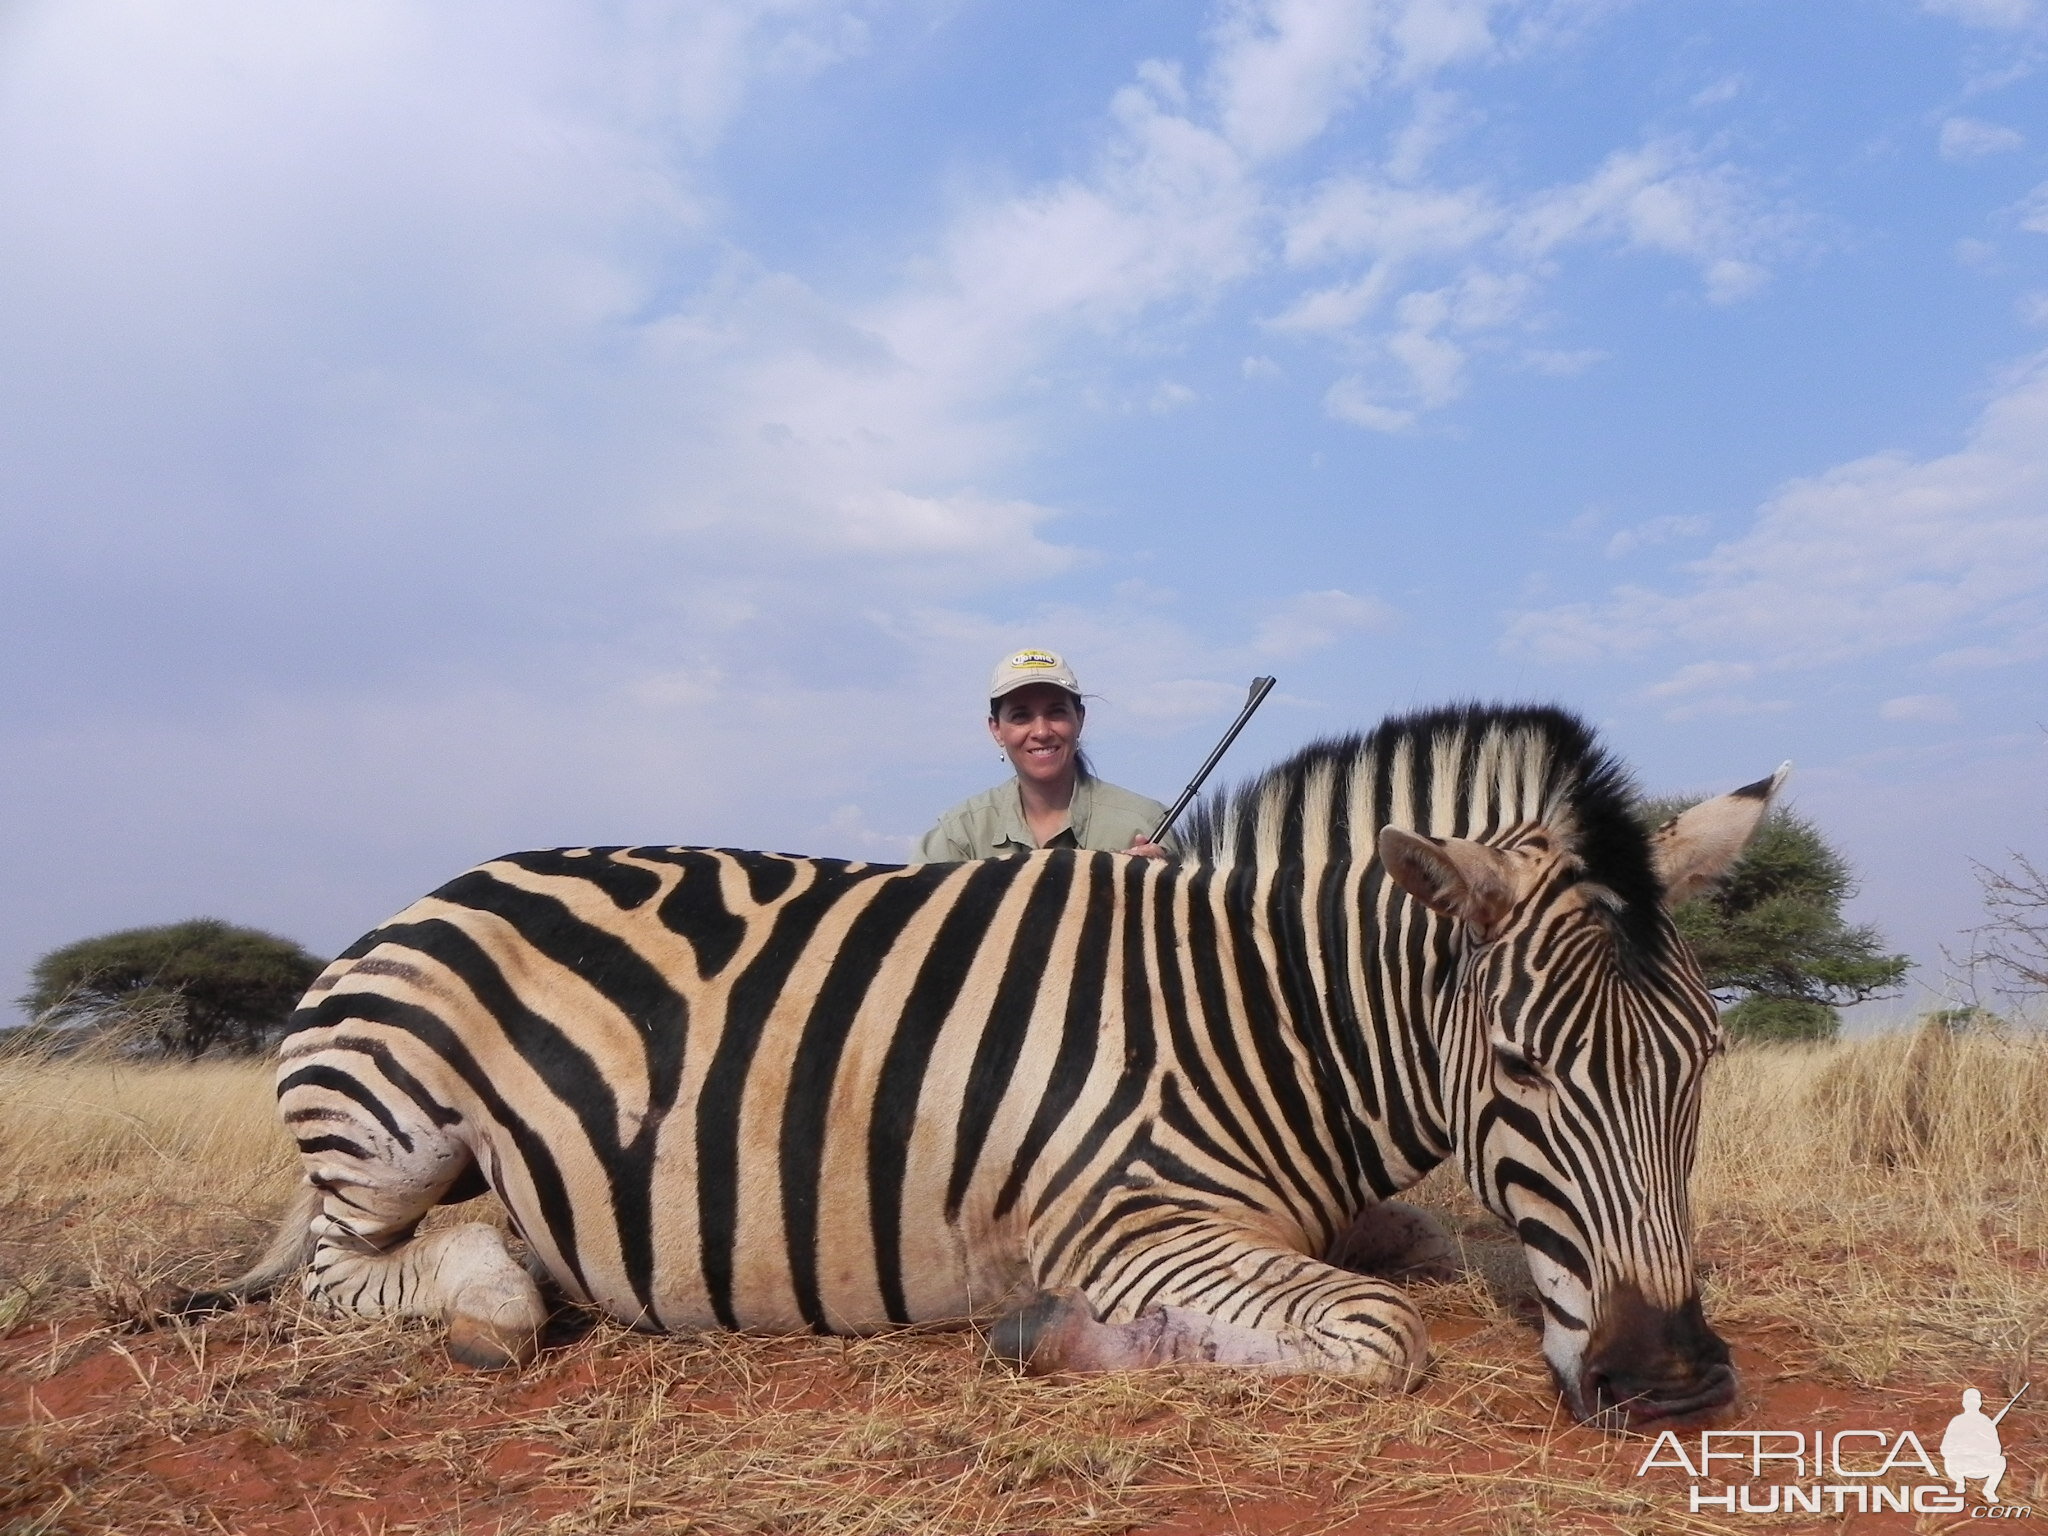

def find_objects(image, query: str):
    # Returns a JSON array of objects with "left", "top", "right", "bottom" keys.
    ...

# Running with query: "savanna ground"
[{"left": 3, "top": 1027, "right": 2044, "bottom": 1535}]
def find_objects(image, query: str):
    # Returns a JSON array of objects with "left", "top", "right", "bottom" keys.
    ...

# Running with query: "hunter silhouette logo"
[
  {"left": 1943, "top": 1385, "right": 2023, "bottom": 1504},
  {"left": 1635, "top": 1381, "right": 2032, "bottom": 1519}
]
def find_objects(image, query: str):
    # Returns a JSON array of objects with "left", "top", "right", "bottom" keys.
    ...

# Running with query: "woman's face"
[{"left": 988, "top": 684, "right": 1082, "bottom": 787}]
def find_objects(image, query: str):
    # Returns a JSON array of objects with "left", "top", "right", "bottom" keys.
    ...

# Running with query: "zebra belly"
[{"left": 474, "top": 1088, "right": 1035, "bottom": 1336}]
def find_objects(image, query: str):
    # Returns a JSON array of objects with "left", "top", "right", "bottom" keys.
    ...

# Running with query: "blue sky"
[{"left": 2, "top": 0, "right": 2044, "bottom": 1020}]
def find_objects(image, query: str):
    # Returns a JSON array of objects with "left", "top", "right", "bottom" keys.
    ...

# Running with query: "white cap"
[{"left": 988, "top": 647, "right": 1081, "bottom": 701}]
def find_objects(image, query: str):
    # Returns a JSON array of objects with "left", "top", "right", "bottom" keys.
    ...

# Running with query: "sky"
[{"left": 2, "top": 0, "right": 2045, "bottom": 1023}]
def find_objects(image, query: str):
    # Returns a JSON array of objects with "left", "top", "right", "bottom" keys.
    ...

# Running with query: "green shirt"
[{"left": 917, "top": 776, "right": 1172, "bottom": 862}]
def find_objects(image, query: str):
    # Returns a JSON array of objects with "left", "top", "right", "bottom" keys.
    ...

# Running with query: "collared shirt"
[{"left": 917, "top": 776, "right": 1173, "bottom": 862}]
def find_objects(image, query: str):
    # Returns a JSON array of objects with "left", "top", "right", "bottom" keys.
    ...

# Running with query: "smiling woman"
[{"left": 916, "top": 649, "right": 1170, "bottom": 863}]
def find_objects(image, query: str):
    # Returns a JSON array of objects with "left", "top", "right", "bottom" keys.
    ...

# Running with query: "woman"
[{"left": 917, "top": 648, "right": 1171, "bottom": 862}]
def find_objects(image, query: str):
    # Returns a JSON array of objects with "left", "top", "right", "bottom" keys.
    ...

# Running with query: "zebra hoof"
[
  {"left": 445, "top": 1284, "right": 544, "bottom": 1370},
  {"left": 446, "top": 1312, "right": 540, "bottom": 1370},
  {"left": 987, "top": 1288, "right": 1103, "bottom": 1375}
]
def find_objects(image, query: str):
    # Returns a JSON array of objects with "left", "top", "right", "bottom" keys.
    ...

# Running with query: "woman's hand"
[{"left": 1125, "top": 832, "right": 1170, "bottom": 861}]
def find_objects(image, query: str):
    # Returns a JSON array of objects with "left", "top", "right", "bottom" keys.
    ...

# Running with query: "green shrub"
[
  {"left": 1721, "top": 996, "right": 1838, "bottom": 1043},
  {"left": 18, "top": 919, "right": 324, "bottom": 1057}
]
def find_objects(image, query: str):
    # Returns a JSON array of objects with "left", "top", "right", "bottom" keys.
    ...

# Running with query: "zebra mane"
[{"left": 1181, "top": 702, "right": 1667, "bottom": 954}]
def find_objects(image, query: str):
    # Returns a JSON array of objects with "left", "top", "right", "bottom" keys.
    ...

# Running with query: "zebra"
[{"left": 186, "top": 704, "right": 1779, "bottom": 1428}]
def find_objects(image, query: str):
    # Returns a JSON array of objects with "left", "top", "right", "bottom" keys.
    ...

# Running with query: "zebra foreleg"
[{"left": 990, "top": 1249, "right": 1428, "bottom": 1387}]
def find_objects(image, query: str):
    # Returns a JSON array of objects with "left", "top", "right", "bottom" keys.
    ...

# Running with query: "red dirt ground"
[{"left": 5, "top": 1291, "right": 2041, "bottom": 1536}]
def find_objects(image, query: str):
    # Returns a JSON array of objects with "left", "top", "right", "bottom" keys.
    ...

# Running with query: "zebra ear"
[
  {"left": 1650, "top": 762, "right": 1791, "bottom": 906},
  {"left": 1378, "top": 828, "right": 1516, "bottom": 937}
]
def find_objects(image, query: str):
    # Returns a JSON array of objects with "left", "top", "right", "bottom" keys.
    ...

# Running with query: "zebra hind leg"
[
  {"left": 298, "top": 1143, "right": 545, "bottom": 1368},
  {"left": 308, "top": 1217, "right": 547, "bottom": 1369}
]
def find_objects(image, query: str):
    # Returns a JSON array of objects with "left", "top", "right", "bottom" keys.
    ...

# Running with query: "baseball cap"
[{"left": 988, "top": 647, "right": 1082, "bottom": 702}]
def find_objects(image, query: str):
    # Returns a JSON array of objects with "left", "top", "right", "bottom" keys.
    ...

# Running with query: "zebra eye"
[{"left": 1493, "top": 1044, "right": 1545, "bottom": 1088}]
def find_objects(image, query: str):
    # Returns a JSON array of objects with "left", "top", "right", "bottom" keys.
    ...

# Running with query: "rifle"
[{"left": 1148, "top": 676, "right": 1277, "bottom": 846}]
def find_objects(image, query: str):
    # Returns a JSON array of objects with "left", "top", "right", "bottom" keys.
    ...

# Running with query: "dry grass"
[
  {"left": 2, "top": 1024, "right": 2044, "bottom": 1535},
  {"left": 1692, "top": 1024, "right": 2048, "bottom": 1394}
]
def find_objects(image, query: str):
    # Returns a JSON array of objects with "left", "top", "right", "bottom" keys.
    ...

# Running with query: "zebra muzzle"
[{"left": 1571, "top": 1283, "right": 1737, "bottom": 1429}]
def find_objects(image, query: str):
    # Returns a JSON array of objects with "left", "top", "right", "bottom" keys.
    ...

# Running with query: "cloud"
[
  {"left": 1920, "top": 0, "right": 2043, "bottom": 27},
  {"left": 1504, "top": 352, "right": 2048, "bottom": 668},
  {"left": 1206, "top": 0, "right": 1501, "bottom": 161},
  {"left": 1521, "top": 346, "right": 1608, "bottom": 376},
  {"left": 0, "top": 0, "right": 1878, "bottom": 1003},
  {"left": 2019, "top": 181, "right": 2048, "bottom": 234},
  {"left": 1251, "top": 589, "right": 1398, "bottom": 657},
  {"left": 1640, "top": 660, "right": 1756, "bottom": 698},
  {"left": 1940, "top": 116, "right": 2026, "bottom": 159},
  {"left": 1632, "top": 661, "right": 1790, "bottom": 720},
  {"left": 1324, "top": 375, "right": 1418, "bottom": 432},
  {"left": 1509, "top": 141, "right": 1785, "bottom": 292},
  {"left": 1274, "top": 136, "right": 1790, "bottom": 423},
  {"left": 1605, "top": 514, "right": 1708, "bottom": 559},
  {"left": 1880, "top": 694, "right": 1961, "bottom": 722}
]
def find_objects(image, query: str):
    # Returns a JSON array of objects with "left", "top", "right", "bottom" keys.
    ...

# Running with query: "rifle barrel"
[
  {"left": 1148, "top": 676, "right": 1277, "bottom": 845},
  {"left": 1991, "top": 1383, "right": 2029, "bottom": 1424}
]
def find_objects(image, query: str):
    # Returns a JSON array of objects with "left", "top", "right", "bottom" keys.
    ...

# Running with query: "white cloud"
[
  {"left": 1324, "top": 375, "right": 1418, "bottom": 432},
  {"left": 1920, "top": 0, "right": 2043, "bottom": 27},
  {"left": 1282, "top": 178, "right": 1502, "bottom": 269},
  {"left": 1880, "top": 694, "right": 1961, "bottom": 722},
  {"left": 1702, "top": 257, "right": 1769, "bottom": 304},
  {"left": 1633, "top": 661, "right": 1788, "bottom": 720},
  {"left": 2019, "top": 181, "right": 2048, "bottom": 234},
  {"left": 1272, "top": 135, "right": 1788, "bottom": 423},
  {"left": 1251, "top": 589, "right": 1398, "bottom": 657},
  {"left": 1640, "top": 660, "right": 1756, "bottom": 698},
  {"left": 1521, "top": 346, "right": 1608, "bottom": 376},
  {"left": 1205, "top": 0, "right": 1502, "bottom": 161},
  {"left": 1605, "top": 514, "right": 1709, "bottom": 558},
  {"left": 1504, "top": 353, "right": 2048, "bottom": 668},
  {"left": 1939, "top": 116, "right": 2026, "bottom": 159},
  {"left": 1510, "top": 141, "right": 1784, "bottom": 286}
]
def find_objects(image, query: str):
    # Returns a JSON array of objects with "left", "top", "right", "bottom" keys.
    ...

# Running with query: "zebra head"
[{"left": 1378, "top": 765, "right": 1785, "bottom": 1429}]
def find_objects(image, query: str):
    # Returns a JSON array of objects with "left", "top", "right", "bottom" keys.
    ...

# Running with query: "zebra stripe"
[{"left": 207, "top": 703, "right": 1766, "bottom": 1424}]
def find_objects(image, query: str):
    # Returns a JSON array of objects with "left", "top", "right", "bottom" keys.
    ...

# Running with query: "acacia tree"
[
  {"left": 1640, "top": 798, "right": 1910, "bottom": 1042},
  {"left": 18, "top": 919, "right": 325, "bottom": 1057}
]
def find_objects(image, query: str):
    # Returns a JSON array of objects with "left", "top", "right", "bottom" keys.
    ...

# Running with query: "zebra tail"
[{"left": 165, "top": 1179, "right": 321, "bottom": 1317}]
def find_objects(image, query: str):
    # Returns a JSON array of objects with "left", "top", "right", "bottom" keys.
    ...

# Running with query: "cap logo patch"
[{"left": 1009, "top": 650, "right": 1058, "bottom": 669}]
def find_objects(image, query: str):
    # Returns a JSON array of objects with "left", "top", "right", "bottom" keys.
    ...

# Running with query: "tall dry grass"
[
  {"left": 0, "top": 1044, "right": 294, "bottom": 1328},
  {"left": 1693, "top": 1024, "right": 2048, "bottom": 1391}
]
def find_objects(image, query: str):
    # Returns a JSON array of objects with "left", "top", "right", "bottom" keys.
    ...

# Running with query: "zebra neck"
[{"left": 1188, "top": 857, "right": 1458, "bottom": 1213}]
